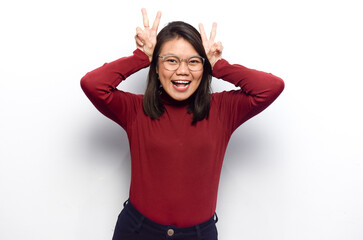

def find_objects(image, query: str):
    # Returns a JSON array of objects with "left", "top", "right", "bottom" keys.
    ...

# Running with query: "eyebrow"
[{"left": 160, "top": 53, "right": 202, "bottom": 58}]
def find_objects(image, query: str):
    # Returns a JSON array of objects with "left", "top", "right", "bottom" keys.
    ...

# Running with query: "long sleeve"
[
  {"left": 212, "top": 59, "right": 285, "bottom": 133},
  {"left": 80, "top": 49, "right": 150, "bottom": 128}
]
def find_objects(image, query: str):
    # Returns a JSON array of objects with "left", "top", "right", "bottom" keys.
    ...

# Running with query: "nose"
[{"left": 176, "top": 60, "right": 189, "bottom": 74}]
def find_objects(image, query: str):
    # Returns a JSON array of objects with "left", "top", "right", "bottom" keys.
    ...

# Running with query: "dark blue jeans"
[{"left": 112, "top": 200, "right": 218, "bottom": 240}]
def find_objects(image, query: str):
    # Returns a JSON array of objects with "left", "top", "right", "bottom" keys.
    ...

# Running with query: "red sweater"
[{"left": 81, "top": 49, "right": 284, "bottom": 227}]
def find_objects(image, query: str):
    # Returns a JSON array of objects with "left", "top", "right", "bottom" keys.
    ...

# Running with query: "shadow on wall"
[
  {"left": 78, "top": 117, "right": 132, "bottom": 185},
  {"left": 224, "top": 125, "right": 267, "bottom": 167}
]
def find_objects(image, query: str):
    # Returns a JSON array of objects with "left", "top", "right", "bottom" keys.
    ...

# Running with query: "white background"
[{"left": 1, "top": 0, "right": 362, "bottom": 239}]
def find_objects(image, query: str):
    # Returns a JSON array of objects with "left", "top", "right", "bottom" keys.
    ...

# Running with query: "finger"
[
  {"left": 152, "top": 11, "right": 162, "bottom": 31},
  {"left": 217, "top": 41, "right": 223, "bottom": 51},
  {"left": 136, "top": 27, "right": 144, "bottom": 38},
  {"left": 136, "top": 27, "right": 147, "bottom": 44},
  {"left": 136, "top": 26, "right": 143, "bottom": 34},
  {"left": 198, "top": 23, "right": 207, "bottom": 42},
  {"left": 141, "top": 8, "right": 150, "bottom": 28},
  {"left": 215, "top": 41, "right": 221, "bottom": 50},
  {"left": 209, "top": 22, "right": 217, "bottom": 41},
  {"left": 211, "top": 44, "right": 217, "bottom": 52},
  {"left": 135, "top": 35, "right": 144, "bottom": 46}
]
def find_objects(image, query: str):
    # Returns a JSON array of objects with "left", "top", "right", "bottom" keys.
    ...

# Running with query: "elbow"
[
  {"left": 80, "top": 72, "right": 94, "bottom": 94},
  {"left": 276, "top": 76, "right": 285, "bottom": 94},
  {"left": 270, "top": 74, "right": 285, "bottom": 97},
  {"left": 80, "top": 72, "right": 89, "bottom": 89}
]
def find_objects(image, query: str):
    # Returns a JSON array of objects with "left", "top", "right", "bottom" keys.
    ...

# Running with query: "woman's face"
[{"left": 157, "top": 38, "right": 203, "bottom": 101}]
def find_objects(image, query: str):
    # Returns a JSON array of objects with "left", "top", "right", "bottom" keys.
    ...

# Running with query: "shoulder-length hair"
[{"left": 143, "top": 21, "right": 213, "bottom": 124}]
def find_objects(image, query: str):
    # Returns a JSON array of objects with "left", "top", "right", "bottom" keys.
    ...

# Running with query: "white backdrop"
[{"left": 1, "top": 0, "right": 362, "bottom": 239}]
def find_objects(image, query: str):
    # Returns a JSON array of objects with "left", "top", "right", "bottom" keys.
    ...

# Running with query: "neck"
[{"left": 159, "top": 89, "right": 193, "bottom": 106}]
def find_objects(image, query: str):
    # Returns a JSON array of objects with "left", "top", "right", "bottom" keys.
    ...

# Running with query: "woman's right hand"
[{"left": 135, "top": 8, "right": 162, "bottom": 62}]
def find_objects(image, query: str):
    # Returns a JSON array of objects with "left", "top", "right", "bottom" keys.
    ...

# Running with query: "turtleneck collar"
[{"left": 159, "top": 88, "right": 193, "bottom": 107}]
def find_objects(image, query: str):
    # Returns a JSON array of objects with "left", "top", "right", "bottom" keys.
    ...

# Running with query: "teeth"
[{"left": 173, "top": 80, "right": 190, "bottom": 84}]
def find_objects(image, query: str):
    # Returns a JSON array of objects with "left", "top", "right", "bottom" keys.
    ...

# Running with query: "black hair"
[{"left": 143, "top": 21, "right": 212, "bottom": 124}]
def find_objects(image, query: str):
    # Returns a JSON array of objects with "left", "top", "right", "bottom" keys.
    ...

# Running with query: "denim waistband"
[{"left": 123, "top": 199, "right": 218, "bottom": 238}]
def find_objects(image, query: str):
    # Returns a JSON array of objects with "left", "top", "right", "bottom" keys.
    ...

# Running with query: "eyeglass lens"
[{"left": 162, "top": 56, "right": 204, "bottom": 71}]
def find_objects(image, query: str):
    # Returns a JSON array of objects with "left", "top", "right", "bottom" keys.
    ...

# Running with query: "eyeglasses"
[{"left": 159, "top": 55, "right": 205, "bottom": 72}]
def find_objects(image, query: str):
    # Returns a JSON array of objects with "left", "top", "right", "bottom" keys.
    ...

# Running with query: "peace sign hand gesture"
[
  {"left": 135, "top": 8, "right": 162, "bottom": 62},
  {"left": 199, "top": 23, "right": 223, "bottom": 68}
]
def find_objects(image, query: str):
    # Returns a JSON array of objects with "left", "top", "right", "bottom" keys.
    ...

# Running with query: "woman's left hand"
[{"left": 199, "top": 23, "right": 223, "bottom": 68}]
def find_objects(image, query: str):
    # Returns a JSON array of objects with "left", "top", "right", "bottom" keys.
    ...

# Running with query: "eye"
[
  {"left": 164, "top": 56, "right": 179, "bottom": 65},
  {"left": 188, "top": 57, "right": 202, "bottom": 64}
]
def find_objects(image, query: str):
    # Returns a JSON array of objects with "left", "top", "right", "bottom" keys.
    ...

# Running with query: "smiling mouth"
[{"left": 171, "top": 80, "right": 191, "bottom": 90}]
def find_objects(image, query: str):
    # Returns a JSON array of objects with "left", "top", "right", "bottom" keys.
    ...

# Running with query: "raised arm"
[
  {"left": 199, "top": 22, "right": 284, "bottom": 133},
  {"left": 80, "top": 9, "right": 161, "bottom": 128},
  {"left": 213, "top": 59, "right": 284, "bottom": 132}
]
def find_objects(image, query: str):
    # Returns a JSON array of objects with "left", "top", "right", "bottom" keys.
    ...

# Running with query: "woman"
[{"left": 81, "top": 8, "right": 284, "bottom": 240}]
